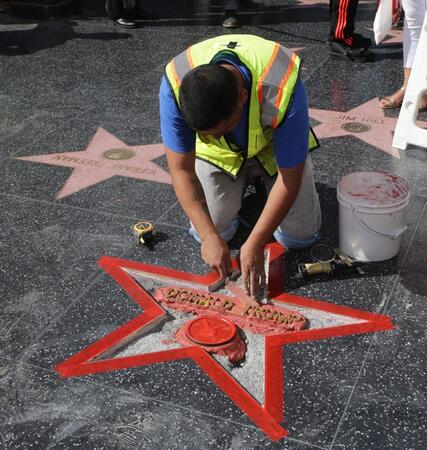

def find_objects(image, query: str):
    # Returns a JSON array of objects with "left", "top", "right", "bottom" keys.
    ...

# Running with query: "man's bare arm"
[
  {"left": 165, "top": 146, "right": 231, "bottom": 276},
  {"left": 250, "top": 162, "right": 305, "bottom": 245},
  {"left": 240, "top": 161, "right": 305, "bottom": 297},
  {"left": 165, "top": 146, "right": 214, "bottom": 235}
]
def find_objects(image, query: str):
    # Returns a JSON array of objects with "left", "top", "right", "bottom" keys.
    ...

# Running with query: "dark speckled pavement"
[{"left": 1, "top": 1, "right": 426, "bottom": 449}]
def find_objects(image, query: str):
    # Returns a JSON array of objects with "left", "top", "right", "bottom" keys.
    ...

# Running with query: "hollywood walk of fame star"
[
  {"left": 16, "top": 128, "right": 171, "bottom": 199},
  {"left": 380, "top": 28, "right": 403, "bottom": 45},
  {"left": 55, "top": 243, "right": 393, "bottom": 441},
  {"left": 366, "top": 26, "right": 403, "bottom": 45},
  {"left": 310, "top": 97, "right": 427, "bottom": 158}
]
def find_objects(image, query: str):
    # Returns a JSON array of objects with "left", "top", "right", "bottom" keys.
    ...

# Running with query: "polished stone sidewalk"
[{"left": 0, "top": 1, "right": 426, "bottom": 449}]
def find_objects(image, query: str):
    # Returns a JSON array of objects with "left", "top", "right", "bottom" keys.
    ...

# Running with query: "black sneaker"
[
  {"left": 222, "top": 9, "right": 240, "bottom": 28},
  {"left": 352, "top": 33, "right": 372, "bottom": 50},
  {"left": 328, "top": 40, "right": 375, "bottom": 62},
  {"left": 113, "top": 17, "right": 137, "bottom": 28},
  {"left": 238, "top": 0, "right": 260, "bottom": 9}
]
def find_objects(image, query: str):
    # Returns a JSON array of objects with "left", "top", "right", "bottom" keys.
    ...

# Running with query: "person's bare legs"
[
  {"left": 379, "top": 68, "right": 427, "bottom": 111},
  {"left": 379, "top": 68, "right": 410, "bottom": 109},
  {"left": 380, "top": 0, "right": 427, "bottom": 111}
]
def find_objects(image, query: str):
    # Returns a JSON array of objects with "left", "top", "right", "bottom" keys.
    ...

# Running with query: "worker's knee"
[
  {"left": 274, "top": 229, "right": 320, "bottom": 250},
  {"left": 189, "top": 217, "right": 239, "bottom": 244}
]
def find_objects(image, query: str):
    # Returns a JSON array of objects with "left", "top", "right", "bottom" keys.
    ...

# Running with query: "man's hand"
[
  {"left": 239, "top": 162, "right": 305, "bottom": 298},
  {"left": 239, "top": 240, "right": 265, "bottom": 299},
  {"left": 166, "top": 146, "right": 229, "bottom": 275},
  {"left": 201, "top": 233, "right": 231, "bottom": 278}
]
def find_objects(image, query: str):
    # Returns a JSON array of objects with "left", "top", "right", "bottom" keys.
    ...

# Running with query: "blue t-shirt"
[{"left": 159, "top": 55, "right": 309, "bottom": 168}]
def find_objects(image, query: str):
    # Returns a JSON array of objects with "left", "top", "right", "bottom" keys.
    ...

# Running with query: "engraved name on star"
[{"left": 16, "top": 127, "right": 171, "bottom": 199}]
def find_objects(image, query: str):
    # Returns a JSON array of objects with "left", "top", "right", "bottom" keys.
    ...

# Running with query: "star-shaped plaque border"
[
  {"left": 55, "top": 243, "right": 393, "bottom": 441},
  {"left": 16, "top": 128, "right": 171, "bottom": 199}
]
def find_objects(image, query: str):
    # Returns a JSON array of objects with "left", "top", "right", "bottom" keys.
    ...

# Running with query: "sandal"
[
  {"left": 418, "top": 94, "right": 427, "bottom": 113},
  {"left": 379, "top": 87, "right": 405, "bottom": 109}
]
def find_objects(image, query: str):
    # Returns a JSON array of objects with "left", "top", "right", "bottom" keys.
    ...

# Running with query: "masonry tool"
[
  {"left": 208, "top": 268, "right": 241, "bottom": 293},
  {"left": 259, "top": 247, "right": 270, "bottom": 304},
  {"left": 133, "top": 221, "right": 156, "bottom": 247},
  {"left": 225, "top": 280, "right": 260, "bottom": 307}
]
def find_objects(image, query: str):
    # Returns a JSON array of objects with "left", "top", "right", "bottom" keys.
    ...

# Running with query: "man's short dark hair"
[{"left": 179, "top": 64, "right": 239, "bottom": 131}]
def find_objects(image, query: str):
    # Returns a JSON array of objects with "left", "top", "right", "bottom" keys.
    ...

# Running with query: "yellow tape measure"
[{"left": 133, "top": 221, "right": 155, "bottom": 246}]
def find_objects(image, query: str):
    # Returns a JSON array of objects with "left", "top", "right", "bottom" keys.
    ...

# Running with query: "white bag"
[{"left": 373, "top": 0, "right": 402, "bottom": 45}]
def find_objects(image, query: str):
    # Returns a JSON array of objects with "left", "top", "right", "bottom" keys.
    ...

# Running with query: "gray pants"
[{"left": 192, "top": 155, "right": 322, "bottom": 248}]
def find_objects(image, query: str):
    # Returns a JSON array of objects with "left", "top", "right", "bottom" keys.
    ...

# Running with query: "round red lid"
[{"left": 186, "top": 316, "right": 237, "bottom": 346}]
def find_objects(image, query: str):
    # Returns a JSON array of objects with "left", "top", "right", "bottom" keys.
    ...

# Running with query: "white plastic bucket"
[{"left": 337, "top": 172, "right": 410, "bottom": 262}]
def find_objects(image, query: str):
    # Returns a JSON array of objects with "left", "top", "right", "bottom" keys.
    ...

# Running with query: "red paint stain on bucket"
[
  {"left": 337, "top": 171, "right": 410, "bottom": 261},
  {"left": 338, "top": 171, "right": 409, "bottom": 206}
]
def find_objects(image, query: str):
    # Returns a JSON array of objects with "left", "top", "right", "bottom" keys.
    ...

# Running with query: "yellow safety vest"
[{"left": 165, "top": 34, "right": 319, "bottom": 178}]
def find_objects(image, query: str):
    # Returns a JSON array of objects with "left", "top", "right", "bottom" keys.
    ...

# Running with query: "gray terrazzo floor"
[{"left": 1, "top": 1, "right": 426, "bottom": 449}]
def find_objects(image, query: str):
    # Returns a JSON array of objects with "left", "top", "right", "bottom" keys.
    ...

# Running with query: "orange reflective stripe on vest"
[
  {"left": 170, "top": 48, "right": 195, "bottom": 86},
  {"left": 257, "top": 44, "right": 297, "bottom": 129},
  {"left": 257, "top": 43, "right": 280, "bottom": 103},
  {"left": 273, "top": 52, "right": 298, "bottom": 128}
]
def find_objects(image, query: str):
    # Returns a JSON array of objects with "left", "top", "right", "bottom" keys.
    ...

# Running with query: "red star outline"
[{"left": 54, "top": 243, "right": 393, "bottom": 441}]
